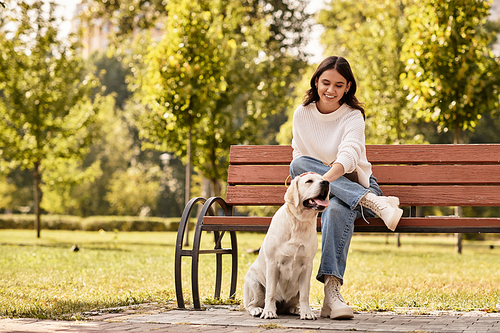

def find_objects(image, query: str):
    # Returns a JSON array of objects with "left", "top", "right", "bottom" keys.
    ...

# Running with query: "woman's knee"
[
  {"left": 290, "top": 156, "right": 324, "bottom": 178},
  {"left": 322, "top": 200, "right": 351, "bottom": 219},
  {"left": 290, "top": 156, "right": 310, "bottom": 178}
]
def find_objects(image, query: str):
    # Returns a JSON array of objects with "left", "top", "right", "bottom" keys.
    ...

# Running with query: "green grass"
[{"left": 1, "top": 229, "right": 499, "bottom": 320}]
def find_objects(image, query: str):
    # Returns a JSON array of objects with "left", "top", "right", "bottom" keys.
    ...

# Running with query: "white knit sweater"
[{"left": 291, "top": 103, "right": 372, "bottom": 188}]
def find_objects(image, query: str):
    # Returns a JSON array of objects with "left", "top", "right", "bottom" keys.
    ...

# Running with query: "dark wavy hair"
[{"left": 303, "top": 56, "right": 365, "bottom": 118}]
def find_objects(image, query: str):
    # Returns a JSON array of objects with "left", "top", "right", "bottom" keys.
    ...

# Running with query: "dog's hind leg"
[{"left": 244, "top": 276, "right": 265, "bottom": 317}]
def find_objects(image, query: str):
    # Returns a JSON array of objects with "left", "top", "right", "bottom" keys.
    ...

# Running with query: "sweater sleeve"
[{"left": 333, "top": 111, "right": 366, "bottom": 174}]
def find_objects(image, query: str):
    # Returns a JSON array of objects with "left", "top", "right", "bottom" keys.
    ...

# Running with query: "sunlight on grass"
[{"left": 1, "top": 229, "right": 499, "bottom": 319}]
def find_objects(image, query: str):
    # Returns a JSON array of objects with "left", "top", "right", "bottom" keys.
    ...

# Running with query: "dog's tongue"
[{"left": 313, "top": 198, "right": 330, "bottom": 207}]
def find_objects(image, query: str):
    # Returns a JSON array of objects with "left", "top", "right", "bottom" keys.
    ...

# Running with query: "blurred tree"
[
  {"left": 132, "top": 0, "right": 310, "bottom": 199},
  {"left": 40, "top": 51, "right": 186, "bottom": 218},
  {"left": 90, "top": 52, "right": 131, "bottom": 109},
  {"left": 401, "top": 0, "right": 500, "bottom": 253},
  {"left": 76, "top": 0, "right": 311, "bottom": 219},
  {"left": 77, "top": 0, "right": 168, "bottom": 39},
  {"left": 136, "top": 0, "right": 261, "bottom": 202},
  {"left": 277, "top": 64, "right": 316, "bottom": 145},
  {"left": 105, "top": 165, "right": 161, "bottom": 216},
  {"left": 315, "top": 0, "right": 422, "bottom": 144},
  {"left": 401, "top": 0, "right": 500, "bottom": 144},
  {"left": 0, "top": 175, "right": 14, "bottom": 212},
  {"left": 0, "top": 1, "right": 99, "bottom": 237}
]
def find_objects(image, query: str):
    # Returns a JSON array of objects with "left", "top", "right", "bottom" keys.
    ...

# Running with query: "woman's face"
[{"left": 315, "top": 69, "right": 351, "bottom": 113}]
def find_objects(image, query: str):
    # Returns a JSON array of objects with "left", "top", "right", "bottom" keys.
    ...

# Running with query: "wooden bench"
[{"left": 174, "top": 144, "right": 500, "bottom": 309}]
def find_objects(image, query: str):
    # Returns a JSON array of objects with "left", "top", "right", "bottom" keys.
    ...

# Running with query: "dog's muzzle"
[{"left": 303, "top": 180, "right": 330, "bottom": 211}]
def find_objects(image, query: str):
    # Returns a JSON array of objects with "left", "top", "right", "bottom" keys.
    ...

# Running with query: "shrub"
[{"left": 0, "top": 214, "right": 191, "bottom": 232}]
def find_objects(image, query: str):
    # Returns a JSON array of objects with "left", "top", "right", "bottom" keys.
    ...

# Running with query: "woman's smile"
[{"left": 315, "top": 69, "right": 351, "bottom": 114}]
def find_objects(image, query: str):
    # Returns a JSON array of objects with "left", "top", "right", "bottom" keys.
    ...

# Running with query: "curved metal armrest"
[
  {"left": 176, "top": 197, "right": 207, "bottom": 249},
  {"left": 197, "top": 196, "right": 232, "bottom": 222}
]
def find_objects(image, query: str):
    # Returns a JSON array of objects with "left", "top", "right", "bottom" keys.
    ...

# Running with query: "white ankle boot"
[
  {"left": 360, "top": 193, "right": 403, "bottom": 231},
  {"left": 321, "top": 275, "right": 354, "bottom": 319}
]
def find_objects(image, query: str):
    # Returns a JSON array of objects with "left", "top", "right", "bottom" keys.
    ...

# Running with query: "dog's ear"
[{"left": 284, "top": 176, "right": 300, "bottom": 207}]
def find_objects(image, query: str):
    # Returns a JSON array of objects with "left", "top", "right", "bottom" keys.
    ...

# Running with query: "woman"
[{"left": 290, "top": 56, "right": 403, "bottom": 319}]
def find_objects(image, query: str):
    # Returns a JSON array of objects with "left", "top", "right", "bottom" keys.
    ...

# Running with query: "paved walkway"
[{"left": 1, "top": 305, "right": 499, "bottom": 333}]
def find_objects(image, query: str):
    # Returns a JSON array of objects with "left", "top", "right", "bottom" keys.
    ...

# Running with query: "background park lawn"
[{"left": 1, "top": 229, "right": 499, "bottom": 319}]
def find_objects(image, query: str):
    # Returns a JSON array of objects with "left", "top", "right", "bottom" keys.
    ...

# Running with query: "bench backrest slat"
[
  {"left": 226, "top": 185, "right": 500, "bottom": 207},
  {"left": 229, "top": 144, "right": 500, "bottom": 165},
  {"left": 229, "top": 145, "right": 293, "bottom": 165},
  {"left": 366, "top": 144, "right": 500, "bottom": 164},
  {"left": 228, "top": 165, "right": 500, "bottom": 185},
  {"left": 226, "top": 144, "right": 500, "bottom": 207}
]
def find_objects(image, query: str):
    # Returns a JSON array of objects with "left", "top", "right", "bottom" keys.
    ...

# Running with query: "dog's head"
[{"left": 284, "top": 172, "right": 330, "bottom": 212}]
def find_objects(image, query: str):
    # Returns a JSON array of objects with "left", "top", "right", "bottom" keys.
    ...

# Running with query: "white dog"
[{"left": 243, "top": 172, "right": 330, "bottom": 320}]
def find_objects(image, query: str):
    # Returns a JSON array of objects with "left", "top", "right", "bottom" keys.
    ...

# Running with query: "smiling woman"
[{"left": 290, "top": 55, "right": 403, "bottom": 319}]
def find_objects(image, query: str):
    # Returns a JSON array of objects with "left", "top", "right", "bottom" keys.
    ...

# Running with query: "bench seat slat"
[
  {"left": 202, "top": 216, "right": 500, "bottom": 233},
  {"left": 229, "top": 144, "right": 500, "bottom": 165},
  {"left": 228, "top": 165, "right": 500, "bottom": 185},
  {"left": 226, "top": 185, "right": 500, "bottom": 206}
]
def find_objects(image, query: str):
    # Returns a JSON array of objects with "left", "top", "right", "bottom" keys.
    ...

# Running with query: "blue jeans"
[{"left": 290, "top": 156, "right": 383, "bottom": 284}]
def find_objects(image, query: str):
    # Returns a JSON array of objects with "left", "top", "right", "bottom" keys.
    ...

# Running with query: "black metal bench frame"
[{"left": 174, "top": 144, "right": 500, "bottom": 309}]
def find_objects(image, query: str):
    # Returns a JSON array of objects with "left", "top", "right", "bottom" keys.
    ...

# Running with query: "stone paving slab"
[{"left": 1, "top": 307, "right": 500, "bottom": 333}]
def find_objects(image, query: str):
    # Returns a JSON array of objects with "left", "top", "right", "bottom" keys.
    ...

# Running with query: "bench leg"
[
  {"left": 179, "top": 197, "right": 233, "bottom": 310},
  {"left": 229, "top": 230, "right": 238, "bottom": 300},
  {"left": 212, "top": 230, "right": 238, "bottom": 301},
  {"left": 191, "top": 205, "right": 207, "bottom": 310},
  {"left": 175, "top": 197, "right": 206, "bottom": 309},
  {"left": 214, "top": 231, "right": 223, "bottom": 300}
]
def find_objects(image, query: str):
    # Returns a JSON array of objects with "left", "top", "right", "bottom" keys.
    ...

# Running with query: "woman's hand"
[{"left": 323, "top": 163, "right": 345, "bottom": 183}]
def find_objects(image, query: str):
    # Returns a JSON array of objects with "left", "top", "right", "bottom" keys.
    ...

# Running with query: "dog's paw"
[
  {"left": 248, "top": 307, "right": 263, "bottom": 317},
  {"left": 260, "top": 308, "right": 278, "bottom": 319},
  {"left": 300, "top": 310, "right": 317, "bottom": 320},
  {"left": 288, "top": 306, "right": 300, "bottom": 315}
]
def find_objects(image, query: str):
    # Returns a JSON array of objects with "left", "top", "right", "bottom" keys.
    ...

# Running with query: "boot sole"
[
  {"left": 320, "top": 307, "right": 354, "bottom": 319},
  {"left": 321, "top": 306, "right": 354, "bottom": 319},
  {"left": 386, "top": 207, "right": 404, "bottom": 231}
]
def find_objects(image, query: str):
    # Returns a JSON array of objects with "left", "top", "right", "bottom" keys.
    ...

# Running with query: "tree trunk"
[
  {"left": 33, "top": 161, "right": 41, "bottom": 238},
  {"left": 184, "top": 122, "right": 192, "bottom": 246}
]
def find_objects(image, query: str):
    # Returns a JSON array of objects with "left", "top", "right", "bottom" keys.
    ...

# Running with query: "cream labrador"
[{"left": 243, "top": 172, "right": 330, "bottom": 320}]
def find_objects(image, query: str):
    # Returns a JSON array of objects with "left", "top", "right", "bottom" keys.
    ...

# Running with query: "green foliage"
[
  {"left": 134, "top": 0, "right": 266, "bottom": 188},
  {"left": 90, "top": 52, "right": 131, "bottom": 109},
  {"left": 77, "top": 0, "right": 168, "bottom": 39},
  {"left": 40, "top": 156, "right": 102, "bottom": 214},
  {"left": 317, "top": 0, "right": 423, "bottom": 144},
  {"left": 0, "top": 175, "right": 15, "bottom": 210},
  {"left": 277, "top": 64, "right": 317, "bottom": 145},
  {"left": 401, "top": 0, "right": 500, "bottom": 142},
  {"left": 0, "top": 1, "right": 98, "bottom": 168},
  {"left": 0, "top": 214, "right": 187, "bottom": 232},
  {"left": 105, "top": 165, "right": 161, "bottom": 216},
  {"left": 0, "top": 214, "right": 82, "bottom": 230},
  {"left": 0, "top": 1, "right": 101, "bottom": 235},
  {"left": 128, "top": 0, "right": 310, "bottom": 195}
]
